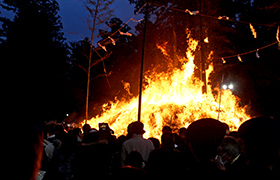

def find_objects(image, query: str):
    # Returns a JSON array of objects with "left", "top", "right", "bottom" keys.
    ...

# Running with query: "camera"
[{"left": 99, "top": 123, "right": 109, "bottom": 131}]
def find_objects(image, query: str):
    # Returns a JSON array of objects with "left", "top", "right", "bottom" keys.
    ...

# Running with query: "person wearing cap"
[{"left": 121, "top": 121, "right": 155, "bottom": 167}]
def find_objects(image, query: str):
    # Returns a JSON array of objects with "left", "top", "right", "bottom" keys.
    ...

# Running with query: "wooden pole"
[
  {"left": 85, "top": 0, "right": 100, "bottom": 124},
  {"left": 218, "top": 74, "right": 224, "bottom": 120},
  {"left": 199, "top": 0, "right": 207, "bottom": 94},
  {"left": 138, "top": 1, "right": 149, "bottom": 122}
]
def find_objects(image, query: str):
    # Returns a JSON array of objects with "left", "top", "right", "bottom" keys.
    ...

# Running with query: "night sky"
[
  {"left": 57, "top": 0, "right": 136, "bottom": 42},
  {"left": 0, "top": 0, "right": 136, "bottom": 42}
]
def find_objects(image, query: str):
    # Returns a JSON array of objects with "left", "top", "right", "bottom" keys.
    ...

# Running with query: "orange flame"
[{"left": 86, "top": 34, "right": 250, "bottom": 139}]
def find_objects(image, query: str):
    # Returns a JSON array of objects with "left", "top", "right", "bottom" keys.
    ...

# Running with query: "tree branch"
[
  {"left": 90, "top": 51, "right": 112, "bottom": 68},
  {"left": 77, "top": 63, "right": 88, "bottom": 74},
  {"left": 90, "top": 71, "right": 112, "bottom": 81}
]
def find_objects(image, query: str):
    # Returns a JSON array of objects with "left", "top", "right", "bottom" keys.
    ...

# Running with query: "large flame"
[{"left": 87, "top": 34, "right": 250, "bottom": 139}]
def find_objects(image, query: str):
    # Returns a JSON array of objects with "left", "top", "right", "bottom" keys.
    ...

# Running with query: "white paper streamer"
[
  {"left": 131, "top": 18, "right": 144, "bottom": 22},
  {"left": 119, "top": 31, "right": 132, "bottom": 36},
  {"left": 250, "top": 23, "right": 257, "bottom": 38},
  {"left": 218, "top": 16, "right": 229, "bottom": 20},
  {"left": 238, "top": 55, "right": 243, "bottom": 62},
  {"left": 98, "top": 42, "right": 107, "bottom": 52},
  {"left": 108, "top": 36, "right": 116, "bottom": 45},
  {"left": 185, "top": 9, "right": 199, "bottom": 15},
  {"left": 256, "top": 49, "right": 260, "bottom": 58}
]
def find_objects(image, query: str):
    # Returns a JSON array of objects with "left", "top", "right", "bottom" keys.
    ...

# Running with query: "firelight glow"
[{"left": 85, "top": 33, "right": 250, "bottom": 139}]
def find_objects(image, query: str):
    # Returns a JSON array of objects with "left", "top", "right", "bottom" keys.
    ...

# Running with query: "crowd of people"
[{"left": 18, "top": 117, "right": 280, "bottom": 179}]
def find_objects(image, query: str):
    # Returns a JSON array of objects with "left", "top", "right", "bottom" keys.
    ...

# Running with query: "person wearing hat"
[{"left": 121, "top": 121, "right": 155, "bottom": 167}]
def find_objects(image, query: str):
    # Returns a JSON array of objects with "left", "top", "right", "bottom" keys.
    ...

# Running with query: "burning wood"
[{"left": 85, "top": 33, "right": 250, "bottom": 139}]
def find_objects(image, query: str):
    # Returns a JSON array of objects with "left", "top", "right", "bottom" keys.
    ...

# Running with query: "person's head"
[
  {"left": 238, "top": 116, "right": 280, "bottom": 167},
  {"left": 13, "top": 125, "right": 44, "bottom": 180},
  {"left": 219, "top": 136, "right": 240, "bottom": 165},
  {"left": 128, "top": 121, "right": 145, "bottom": 135},
  {"left": 223, "top": 122, "right": 230, "bottom": 135},
  {"left": 43, "top": 123, "right": 55, "bottom": 139},
  {"left": 179, "top": 127, "right": 188, "bottom": 139},
  {"left": 162, "top": 126, "right": 172, "bottom": 133},
  {"left": 124, "top": 151, "right": 143, "bottom": 168},
  {"left": 69, "top": 128, "right": 83, "bottom": 142},
  {"left": 186, "top": 118, "right": 226, "bottom": 162},
  {"left": 148, "top": 137, "right": 160, "bottom": 149},
  {"left": 87, "top": 129, "right": 99, "bottom": 143},
  {"left": 82, "top": 124, "right": 91, "bottom": 134},
  {"left": 117, "top": 165, "right": 147, "bottom": 179},
  {"left": 71, "top": 128, "right": 82, "bottom": 137},
  {"left": 63, "top": 129, "right": 80, "bottom": 151},
  {"left": 54, "top": 123, "right": 65, "bottom": 134},
  {"left": 161, "top": 132, "right": 174, "bottom": 149}
]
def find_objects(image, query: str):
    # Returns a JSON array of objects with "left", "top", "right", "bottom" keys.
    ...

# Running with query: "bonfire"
[{"left": 86, "top": 32, "right": 250, "bottom": 139}]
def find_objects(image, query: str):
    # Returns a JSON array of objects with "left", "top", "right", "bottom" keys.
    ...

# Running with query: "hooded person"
[
  {"left": 186, "top": 118, "right": 227, "bottom": 179},
  {"left": 238, "top": 116, "right": 280, "bottom": 178}
]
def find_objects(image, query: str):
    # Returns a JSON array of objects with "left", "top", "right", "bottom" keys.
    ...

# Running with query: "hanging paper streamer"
[
  {"left": 222, "top": 57, "right": 226, "bottom": 64},
  {"left": 98, "top": 42, "right": 107, "bottom": 52},
  {"left": 218, "top": 16, "right": 229, "bottom": 20},
  {"left": 256, "top": 49, "right": 260, "bottom": 58},
  {"left": 131, "top": 18, "right": 144, "bottom": 22},
  {"left": 250, "top": 23, "right": 257, "bottom": 38},
  {"left": 238, "top": 55, "right": 243, "bottom": 62},
  {"left": 119, "top": 31, "right": 132, "bottom": 36},
  {"left": 277, "top": 26, "right": 280, "bottom": 50},
  {"left": 185, "top": 9, "right": 199, "bottom": 15},
  {"left": 108, "top": 36, "right": 116, "bottom": 45}
]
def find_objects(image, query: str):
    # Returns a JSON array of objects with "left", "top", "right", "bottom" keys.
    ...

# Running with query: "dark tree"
[
  {"left": 0, "top": 0, "right": 73, "bottom": 122},
  {"left": 129, "top": 0, "right": 280, "bottom": 117},
  {"left": 68, "top": 17, "right": 141, "bottom": 121}
]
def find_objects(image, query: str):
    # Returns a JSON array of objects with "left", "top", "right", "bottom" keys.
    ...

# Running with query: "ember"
[{"left": 86, "top": 33, "right": 250, "bottom": 139}]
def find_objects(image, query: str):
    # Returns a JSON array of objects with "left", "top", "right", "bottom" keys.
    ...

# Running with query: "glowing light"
[{"left": 222, "top": 84, "right": 234, "bottom": 90}]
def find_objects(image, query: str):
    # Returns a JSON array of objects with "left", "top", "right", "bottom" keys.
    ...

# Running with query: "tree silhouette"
[{"left": 0, "top": 0, "right": 72, "bottom": 122}]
